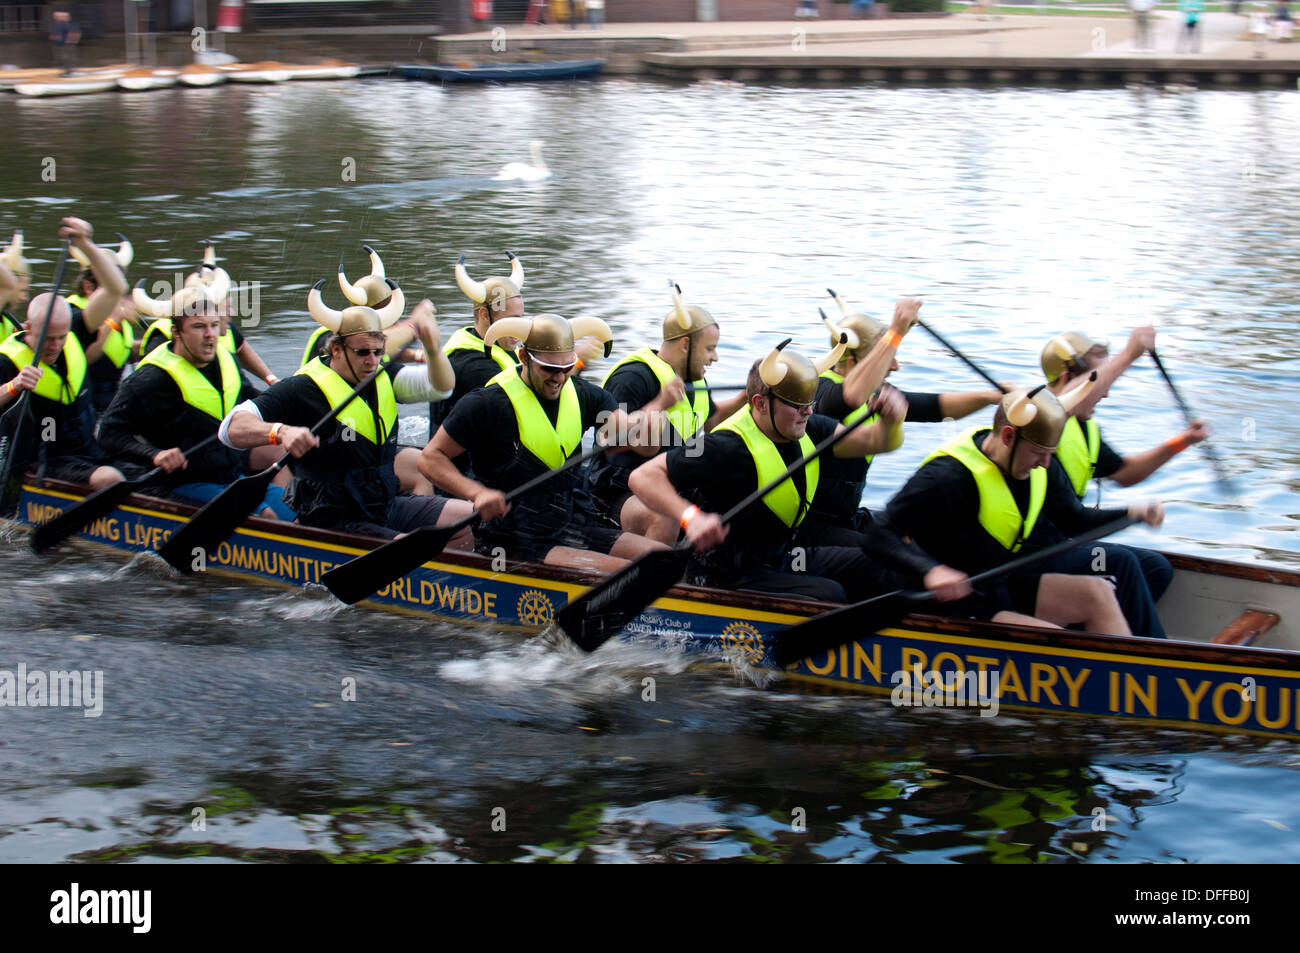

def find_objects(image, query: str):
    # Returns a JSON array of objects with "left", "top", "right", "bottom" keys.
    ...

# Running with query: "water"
[{"left": 1, "top": 78, "right": 1298, "bottom": 864}]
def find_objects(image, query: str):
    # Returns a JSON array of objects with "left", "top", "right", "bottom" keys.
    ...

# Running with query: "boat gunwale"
[{"left": 19, "top": 476, "right": 1300, "bottom": 674}]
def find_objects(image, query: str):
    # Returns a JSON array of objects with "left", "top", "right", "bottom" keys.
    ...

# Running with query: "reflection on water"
[{"left": 1, "top": 79, "right": 1298, "bottom": 862}]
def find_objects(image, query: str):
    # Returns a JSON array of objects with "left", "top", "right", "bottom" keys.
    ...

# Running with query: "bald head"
[{"left": 24, "top": 293, "right": 72, "bottom": 365}]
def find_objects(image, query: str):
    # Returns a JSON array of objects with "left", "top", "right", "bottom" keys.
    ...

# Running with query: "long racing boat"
[{"left": 15, "top": 478, "right": 1300, "bottom": 740}]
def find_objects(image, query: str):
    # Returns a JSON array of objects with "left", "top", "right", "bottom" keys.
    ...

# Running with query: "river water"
[{"left": 0, "top": 78, "right": 1298, "bottom": 865}]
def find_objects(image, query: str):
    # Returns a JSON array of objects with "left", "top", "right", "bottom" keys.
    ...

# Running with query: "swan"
[{"left": 493, "top": 140, "right": 551, "bottom": 182}]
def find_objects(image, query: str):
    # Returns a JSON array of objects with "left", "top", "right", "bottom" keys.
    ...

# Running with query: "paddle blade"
[
  {"left": 322, "top": 522, "right": 463, "bottom": 605},
  {"left": 157, "top": 469, "right": 276, "bottom": 573},
  {"left": 557, "top": 548, "right": 691, "bottom": 652},
  {"left": 31, "top": 478, "right": 137, "bottom": 554},
  {"left": 772, "top": 591, "right": 916, "bottom": 668}
]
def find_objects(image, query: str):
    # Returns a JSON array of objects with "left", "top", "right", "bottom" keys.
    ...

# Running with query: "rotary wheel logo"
[
  {"left": 517, "top": 590, "right": 555, "bottom": 626},
  {"left": 720, "top": 621, "right": 765, "bottom": 664}
]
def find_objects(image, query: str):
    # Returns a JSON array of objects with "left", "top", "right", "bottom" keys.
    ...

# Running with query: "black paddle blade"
[
  {"left": 558, "top": 548, "right": 691, "bottom": 652},
  {"left": 322, "top": 522, "right": 463, "bottom": 605},
  {"left": 772, "top": 591, "right": 920, "bottom": 668},
  {"left": 31, "top": 479, "right": 138, "bottom": 554},
  {"left": 157, "top": 469, "right": 276, "bottom": 573}
]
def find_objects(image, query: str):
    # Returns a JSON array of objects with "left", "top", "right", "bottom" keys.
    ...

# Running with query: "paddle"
[
  {"left": 772, "top": 514, "right": 1137, "bottom": 667},
  {"left": 0, "top": 241, "right": 73, "bottom": 502},
  {"left": 321, "top": 439, "right": 611, "bottom": 605},
  {"left": 31, "top": 433, "right": 221, "bottom": 554},
  {"left": 558, "top": 412, "right": 873, "bottom": 653},
  {"left": 1149, "top": 348, "right": 1237, "bottom": 499},
  {"left": 156, "top": 364, "right": 386, "bottom": 574},
  {"left": 915, "top": 318, "right": 1010, "bottom": 394}
]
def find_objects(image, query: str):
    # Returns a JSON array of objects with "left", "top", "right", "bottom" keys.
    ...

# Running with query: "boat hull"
[
  {"left": 16, "top": 479, "right": 1300, "bottom": 739},
  {"left": 396, "top": 59, "right": 605, "bottom": 84}
]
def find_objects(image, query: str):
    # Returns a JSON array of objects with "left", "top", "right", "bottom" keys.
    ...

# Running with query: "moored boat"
[
  {"left": 177, "top": 64, "right": 228, "bottom": 87},
  {"left": 218, "top": 61, "right": 292, "bottom": 84},
  {"left": 395, "top": 59, "right": 605, "bottom": 84},
  {"left": 116, "top": 68, "right": 180, "bottom": 92},
  {"left": 15, "top": 477, "right": 1300, "bottom": 739},
  {"left": 13, "top": 77, "right": 120, "bottom": 97}
]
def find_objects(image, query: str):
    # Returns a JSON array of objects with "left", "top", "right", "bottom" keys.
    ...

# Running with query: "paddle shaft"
[
  {"left": 31, "top": 433, "right": 223, "bottom": 553},
  {"left": 773, "top": 514, "right": 1138, "bottom": 667},
  {"left": 0, "top": 241, "right": 72, "bottom": 496},
  {"left": 1149, "top": 348, "right": 1235, "bottom": 495},
  {"left": 916, "top": 319, "right": 1009, "bottom": 394}
]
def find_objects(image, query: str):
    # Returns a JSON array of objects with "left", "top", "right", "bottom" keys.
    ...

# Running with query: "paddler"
[
  {"left": 219, "top": 285, "right": 470, "bottom": 539},
  {"left": 300, "top": 246, "right": 426, "bottom": 368},
  {"left": 96, "top": 281, "right": 293, "bottom": 519},
  {"left": 0, "top": 230, "right": 31, "bottom": 341},
  {"left": 68, "top": 232, "right": 140, "bottom": 415},
  {"left": 627, "top": 337, "right": 971, "bottom": 604},
  {"left": 809, "top": 293, "right": 1006, "bottom": 547},
  {"left": 588, "top": 282, "right": 748, "bottom": 543},
  {"left": 0, "top": 217, "right": 126, "bottom": 490},
  {"left": 419, "top": 312, "right": 672, "bottom": 572},
  {"left": 1036, "top": 328, "right": 1208, "bottom": 637},
  {"left": 884, "top": 382, "right": 1166, "bottom": 636},
  {"left": 137, "top": 243, "right": 279, "bottom": 389}
]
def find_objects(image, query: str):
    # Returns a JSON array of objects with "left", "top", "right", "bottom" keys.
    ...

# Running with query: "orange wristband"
[
  {"left": 1164, "top": 435, "right": 1190, "bottom": 454},
  {"left": 106, "top": 319, "right": 121, "bottom": 334},
  {"left": 268, "top": 423, "right": 281, "bottom": 446},
  {"left": 884, "top": 330, "right": 903, "bottom": 349},
  {"left": 680, "top": 504, "right": 700, "bottom": 531},
  {"left": 574, "top": 357, "right": 585, "bottom": 372},
  {"left": 6, "top": 381, "right": 16, "bottom": 397}
]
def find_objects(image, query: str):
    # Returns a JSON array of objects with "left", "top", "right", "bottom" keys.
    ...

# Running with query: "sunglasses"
[
  {"left": 346, "top": 346, "right": 385, "bottom": 359},
  {"left": 527, "top": 351, "right": 578, "bottom": 374},
  {"left": 773, "top": 395, "right": 813, "bottom": 412}
]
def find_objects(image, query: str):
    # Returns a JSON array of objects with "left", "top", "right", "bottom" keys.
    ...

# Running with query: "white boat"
[
  {"left": 219, "top": 61, "right": 291, "bottom": 84},
  {"left": 14, "top": 77, "right": 120, "bottom": 97},
  {"left": 282, "top": 61, "right": 362, "bottom": 82},
  {"left": 117, "top": 68, "right": 180, "bottom": 92},
  {"left": 177, "top": 65, "right": 228, "bottom": 87}
]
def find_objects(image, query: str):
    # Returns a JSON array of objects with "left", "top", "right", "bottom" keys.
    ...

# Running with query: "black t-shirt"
[
  {"left": 588, "top": 360, "right": 718, "bottom": 499},
  {"left": 884, "top": 429, "right": 1126, "bottom": 575},
  {"left": 665, "top": 413, "right": 838, "bottom": 572},
  {"left": 1095, "top": 431, "right": 1123, "bottom": 481},
  {"left": 96, "top": 356, "right": 242, "bottom": 483},
  {"left": 0, "top": 319, "right": 99, "bottom": 464},
  {"left": 428, "top": 328, "right": 520, "bottom": 440},
  {"left": 442, "top": 372, "right": 617, "bottom": 492},
  {"left": 814, "top": 378, "right": 943, "bottom": 424}
]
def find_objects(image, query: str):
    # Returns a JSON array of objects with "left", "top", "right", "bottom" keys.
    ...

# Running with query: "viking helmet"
[
  {"left": 308, "top": 277, "right": 405, "bottom": 336},
  {"left": 70, "top": 232, "right": 133, "bottom": 271},
  {"left": 663, "top": 281, "right": 717, "bottom": 342},
  {"left": 1041, "top": 331, "right": 1108, "bottom": 383},
  {"left": 339, "top": 245, "right": 393, "bottom": 307},
  {"left": 758, "top": 335, "right": 848, "bottom": 406},
  {"left": 1, "top": 230, "right": 30, "bottom": 278},
  {"left": 1001, "top": 375, "right": 1097, "bottom": 448},
  {"left": 825, "top": 289, "right": 884, "bottom": 359},
  {"left": 455, "top": 253, "right": 524, "bottom": 316},
  {"left": 133, "top": 267, "right": 231, "bottom": 319},
  {"left": 485, "top": 313, "right": 613, "bottom": 364}
]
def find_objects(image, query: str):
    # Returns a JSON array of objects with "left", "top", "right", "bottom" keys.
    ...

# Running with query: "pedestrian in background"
[
  {"left": 49, "top": 8, "right": 80, "bottom": 74},
  {"left": 1131, "top": 0, "right": 1157, "bottom": 51},
  {"left": 1175, "top": 0, "right": 1204, "bottom": 51}
]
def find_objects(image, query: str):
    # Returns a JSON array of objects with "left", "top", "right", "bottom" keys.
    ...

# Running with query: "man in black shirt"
[
  {"left": 629, "top": 339, "right": 971, "bottom": 605},
  {"left": 885, "top": 383, "right": 1165, "bottom": 635},
  {"left": 421, "top": 313, "right": 670, "bottom": 572},
  {"left": 589, "top": 283, "right": 748, "bottom": 543},
  {"left": 0, "top": 218, "right": 126, "bottom": 490}
]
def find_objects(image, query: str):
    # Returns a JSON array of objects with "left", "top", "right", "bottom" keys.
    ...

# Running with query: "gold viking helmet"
[
  {"left": 339, "top": 244, "right": 393, "bottom": 307},
  {"left": 1001, "top": 375, "right": 1097, "bottom": 449},
  {"left": 758, "top": 335, "right": 848, "bottom": 406},
  {"left": 825, "top": 288, "right": 884, "bottom": 360},
  {"left": 0, "top": 230, "right": 29, "bottom": 278},
  {"left": 1041, "top": 331, "right": 1108, "bottom": 383},
  {"left": 455, "top": 252, "right": 524, "bottom": 317},
  {"left": 132, "top": 266, "right": 232, "bottom": 319},
  {"left": 70, "top": 232, "right": 133, "bottom": 270},
  {"left": 663, "top": 281, "right": 716, "bottom": 342},
  {"left": 308, "top": 276, "right": 405, "bottom": 337},
  {"left": 485, "top": 313, "right": 614, "bottom": 365}
]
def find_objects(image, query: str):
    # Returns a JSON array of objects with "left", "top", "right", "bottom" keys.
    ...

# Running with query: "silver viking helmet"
[
  {"left": 663, "top": 281, "right": 717, "bottom": 342},
  {"left": 70, "top": 232, "right": 133, "bottom": 270},
  {"left": 339, "top": 244, "right": 393, "bottom": 307},
  {"left": 132, "top": 267, "right": 231, "bottom": 319},
  {"left": 455, "top": 253, "right": 524, "bottom": 316},
  {"left": 825, "top": 289, "right": 885, "bottom": 360},
  {"left": 758, "top": 335, "right": 848, "bottom": 406},
  {"left": 308, "top": 276, "right": 405, "bottom": 336},
  {"left": 1001, "top": 375, "right": 1097, "bottom": 449}
]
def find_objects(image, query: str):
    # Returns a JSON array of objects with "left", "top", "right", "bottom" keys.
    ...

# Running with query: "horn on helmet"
[
  {"left": 820, "top": 307, "right": 860, "bottom": 351},
  {"left": 307, "top": 278, "right": 343, "bottom": 333},
  {"left": 483, "top": 317, "right": 533, "bottom": 350},
  {"left": 814, "top": 333, "right": 850, "bottom": 374},
  {"left": 759, "top": 338, "right": 793, "bottom": 388},
  {"left": 1058, "top": 370, "right": 1099, "bottom": 415},
  {"left": 568, "top": 316, "right": 614, "bottom": 358},
  {"left": 506, "top": 251, "right": 524, "bottom": 290}
]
